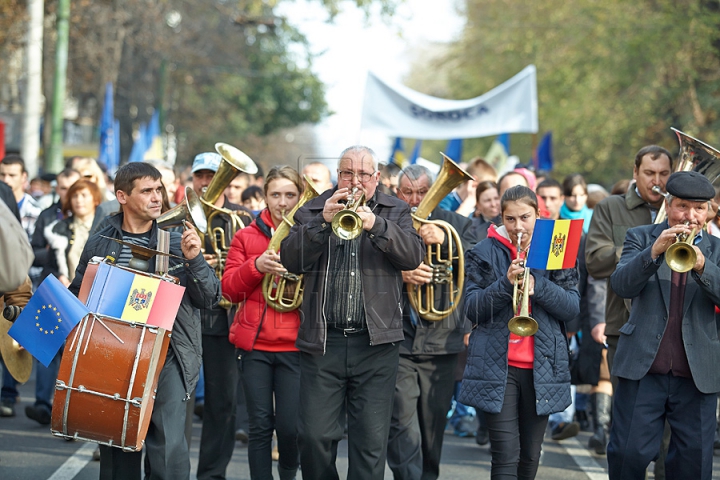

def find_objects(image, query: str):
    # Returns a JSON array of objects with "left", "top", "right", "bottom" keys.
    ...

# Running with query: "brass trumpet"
[
  {"left": 332, "top": 187, "right": 365, "bottom": 241},
  {"left": 665, "top": 221, "right": 698, "bottom": 273},
  {"left": 508, "top": 233, "right": 539, "bottom": 337}
]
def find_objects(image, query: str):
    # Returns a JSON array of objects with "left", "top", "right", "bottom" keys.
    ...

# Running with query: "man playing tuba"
[
  {"left": 387, "top": 164, "right": 475, "bottom": 480},
  {"left": 190, "top": 151, "right": 254, "bottom": 480}
]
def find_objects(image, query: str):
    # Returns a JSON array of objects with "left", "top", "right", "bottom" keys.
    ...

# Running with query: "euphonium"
[
  {"left": 508, "top": 233, "right": 539, "bottom": 337},
  {"left": 408, "top": 153, "right": 473, "bottom": 321},
  {"left": 654, "top": 128, "right": 720, "bottom": 224},
  {"left": 332, "top": 187, "right": 365, "bottom": 241},
  {"left": 200, "top": 143, "right": 258, "bottom": 308},
  {"left": 665, "top": 221, "right": 698, "bottom": 273},
  {"left": 200, "top": 143, "right": 257, "bottom": 276},
  {"left": 261, "top": 176, "right": 320, "bottom": 312}
]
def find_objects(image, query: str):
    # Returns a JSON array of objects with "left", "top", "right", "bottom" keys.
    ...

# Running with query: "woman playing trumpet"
[
  {"left": 459, "top": 186, "right": 580, "bottom": 479},
  {"left": 222, "top": 166, "right": 303, "bottom": 480}
]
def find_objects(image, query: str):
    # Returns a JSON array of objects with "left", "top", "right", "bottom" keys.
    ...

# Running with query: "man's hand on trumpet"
[
  {"left": 255, "top": 248, "right": 287, "bottom": 275},
  {"left": 402, "top": 263, "right": 434, "bottom": 285}
]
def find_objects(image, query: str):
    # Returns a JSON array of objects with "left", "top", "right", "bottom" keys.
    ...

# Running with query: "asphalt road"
[{"left": 1, "top": 375, "right": 719, "bottom": 479}]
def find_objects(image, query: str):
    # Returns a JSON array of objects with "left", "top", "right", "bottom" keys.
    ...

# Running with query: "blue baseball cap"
[{"left": 191, "top": 152, "right": 222, "bottom": 173}]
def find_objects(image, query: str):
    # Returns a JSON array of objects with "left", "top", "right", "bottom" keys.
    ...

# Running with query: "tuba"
[
  {"left": 200, "top": 143, "right": 258, "bottom": 308},
  {"left": 261, "top": 176, "right": 320, "bottom": 312},
  {"left": 653, "top": 128, "right": 720, "bottom": 224},
  {"left": 200, "top": 143, "right": 258, "bottom": 278},
  {"left": 407, "top": 153, "right": 473, "bottom": 321},
  {"left": 331, "top": 187, "right": 365, "bottom": 241},
  {"left": 508, "top": 232, "right": 539, "bottom": 337}
]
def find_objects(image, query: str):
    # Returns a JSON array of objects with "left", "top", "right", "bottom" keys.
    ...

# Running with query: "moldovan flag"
[
  {"left": 85, "top": 262, "right": 185, "bottom": 330},
  {"left": 8, "top": 275, "right": 89, "bottom": 367},
  {"left": 525, "top": 219, "right": 583, "bottom": 270}
]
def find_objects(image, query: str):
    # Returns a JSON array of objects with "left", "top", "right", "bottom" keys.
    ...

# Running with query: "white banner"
[{"left": 360, "top": 65, "right": 538, "bottom": 139}]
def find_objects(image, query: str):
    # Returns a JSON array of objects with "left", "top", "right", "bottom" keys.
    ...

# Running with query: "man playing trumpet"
[
  {"left": 280, "top": 146, "right": 424, "bottom": 479},
  {"left": 608, "top": 171, "right": 720, "bottom": 480}
]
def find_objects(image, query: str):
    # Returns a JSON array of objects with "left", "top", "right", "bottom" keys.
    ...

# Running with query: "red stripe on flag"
[
  {"left": 146, "top": 280, "right": 185, "bottom": 331},
  {"left": 562, "top": 219, "right": 584, "bottom": 269}
]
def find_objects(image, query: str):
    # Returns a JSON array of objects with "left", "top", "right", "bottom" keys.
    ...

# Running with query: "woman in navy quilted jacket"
[
  {"left": 222, "top": 165, "right": 303, "bottom": 480},
  {"left": 459, "top": 185, "right": 580, "bottom": 479}
]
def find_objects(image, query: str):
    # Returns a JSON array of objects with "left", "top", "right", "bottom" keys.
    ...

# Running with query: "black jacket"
[
  {"left": 68, "top": 213, "right": 221, "bottom": 396},
  {"left": 280, "top": 188, "right": 424, "bottom": 355},
  {"left": 31, "top": 202, "right": 64, "bottom": 281}
]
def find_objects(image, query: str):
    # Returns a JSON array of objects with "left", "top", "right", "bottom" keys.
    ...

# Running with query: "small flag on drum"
[
  {"left": 8, "top": 275, "right": 90, "bottom": 366},
  {"left": 84, "top": 262, "right": 184, "bottom": 330}
]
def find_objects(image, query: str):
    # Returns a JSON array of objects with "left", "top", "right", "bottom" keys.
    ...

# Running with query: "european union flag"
[{"left": 8, "top": 275, "right": 89, "bottom": 367}]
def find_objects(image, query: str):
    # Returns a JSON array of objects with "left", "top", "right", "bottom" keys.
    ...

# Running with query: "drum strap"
[{"left": 155, "top": 229, "right": 171, "bottom": 275}]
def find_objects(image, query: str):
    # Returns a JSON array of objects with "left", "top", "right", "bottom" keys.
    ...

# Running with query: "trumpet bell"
[
  {"left": 332, "top": 211, "right": 363, "bottom": 240},
  {"left": 157, "top": 187, "right": 208, "bottom": 234},
  {"left": 508, "top": 315, "right": 539, "bottom": 337},
  {"left": 665, "top": 242, "right": 697, "bottom": 273}
]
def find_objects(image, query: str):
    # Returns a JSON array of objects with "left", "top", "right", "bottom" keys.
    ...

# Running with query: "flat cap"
[{"left": 665, "top": 171, "right": 715, "bottom": 202}]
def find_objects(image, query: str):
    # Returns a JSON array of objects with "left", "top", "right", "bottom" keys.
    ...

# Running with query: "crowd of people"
[{"left": 0, "top": 141, "right": 719, "bottom": 480}]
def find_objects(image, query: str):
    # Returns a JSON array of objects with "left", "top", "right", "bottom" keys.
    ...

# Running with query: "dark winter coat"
[
  {"left": 459, "top": 231, "right": 580, "bottom": 415},
  {"left": 280, "top": 188, "right": 425, "bottom": 355},
  {"left": 68, "top": 213, "right": 221, "bottom": 397}
]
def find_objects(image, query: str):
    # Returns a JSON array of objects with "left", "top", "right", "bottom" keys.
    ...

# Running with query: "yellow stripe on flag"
[
  {"left": 546, "top": 220, "right": 571, "bottom": 270},
  {"left": 120, "top": 275, "right": 161, "bottom": 323}
]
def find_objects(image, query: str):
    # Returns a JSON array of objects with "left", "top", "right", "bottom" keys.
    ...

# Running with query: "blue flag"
[
  {"left": 409, "top": 140, "right": 422, "bottom": 164},
  {"left": 497, "top": 133, "right": 510, "bottom": 154},
  {"left": 98, "top": 82, "right": 119, "bottom": 174},
  {"left": 445, "top": 139, "right": 463, "bottom": 162},
  {"left": 128, "top": 122, "right": 147, "bottom": 163},
  {"left": 389, "top": 137, "right": 405, "bottom": 166},
  {"left": 8, "top": 275, "right": 89, "bottom": 367},
  {"left": 536, "top": 132, "right": 553, "bottom": 171}
]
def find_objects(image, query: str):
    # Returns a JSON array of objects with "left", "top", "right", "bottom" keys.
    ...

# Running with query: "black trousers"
[
  {"left": 298, "top": 329, "right": 399, "bottom": 480},
  {"left": 241, "top": 350, "right": 300, "bottom": 480},
  {"left": 485, "top": 366, "right": 548, "bottom": 480},
  {"left": 608, "top": 373, "right": 716, "bottom": 480},
  {"left": 197, "top": 334, "right": 238, "bottom": 480},
  {"left": 99, "top": 351, "right": 190, "bottom": 480},
  {"left": 387, "top": 353, "right": 458, "bottom": 480}
]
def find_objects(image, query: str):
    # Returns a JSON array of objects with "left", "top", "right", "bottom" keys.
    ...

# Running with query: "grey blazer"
[{"left": 610, "top": 222, "right": 720, "bottom": 394}]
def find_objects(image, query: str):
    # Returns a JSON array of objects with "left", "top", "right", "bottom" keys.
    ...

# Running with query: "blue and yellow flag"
[
  {"left": 525, "top": 219, "right": 583, "bottom": 270},
  {"left": 8, "top": 275, "right": 89, "bottom": 367}
]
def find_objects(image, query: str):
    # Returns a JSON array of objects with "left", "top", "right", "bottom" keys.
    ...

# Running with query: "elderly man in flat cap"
[{"left": 607, "top": 171, "right": 720, "bottom": 480}]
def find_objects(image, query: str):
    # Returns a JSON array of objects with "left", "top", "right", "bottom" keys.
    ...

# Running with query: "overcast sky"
[{"left": 277, "top": 0, "right": 465, "bottom": 165}]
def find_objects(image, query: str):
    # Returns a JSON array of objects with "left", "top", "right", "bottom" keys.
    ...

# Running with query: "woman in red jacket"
[{"left": 222, "top": 165, "right": 303, "bottom": 480}]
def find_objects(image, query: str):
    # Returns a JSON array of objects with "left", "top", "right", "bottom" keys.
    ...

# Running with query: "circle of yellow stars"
[{"left": 35, "top": 303, "right": 62, "bottom": 335}]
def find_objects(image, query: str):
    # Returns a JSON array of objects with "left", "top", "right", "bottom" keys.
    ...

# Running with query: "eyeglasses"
[{"left": 338, "top": 170, "right": 375, "bottom": 183}]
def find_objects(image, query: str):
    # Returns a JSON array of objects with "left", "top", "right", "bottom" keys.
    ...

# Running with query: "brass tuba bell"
[{"left": 157, "top": 186, "right": 208, "bottom": 234}]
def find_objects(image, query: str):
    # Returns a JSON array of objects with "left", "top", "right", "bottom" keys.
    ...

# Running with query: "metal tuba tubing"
[
  {"left": 156, "top": 187, "right": 208, "bottom": 234},
  {"left": 261, "top": 176, "right": 321, "bottom": 312},
  {"left": 654, "top": 128, "right": 720, "bottom": 224},
  {"left": 407, "top": 153, "right": 473, "bottom": 321}
]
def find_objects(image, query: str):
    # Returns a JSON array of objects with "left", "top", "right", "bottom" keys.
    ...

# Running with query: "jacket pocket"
[{"left": 618, "top": 322, "right": 635, "bottom": 336}]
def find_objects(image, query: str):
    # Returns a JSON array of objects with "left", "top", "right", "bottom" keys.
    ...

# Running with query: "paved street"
[{"left": 1, "top": 374, "right": 719, "bottom": 479}]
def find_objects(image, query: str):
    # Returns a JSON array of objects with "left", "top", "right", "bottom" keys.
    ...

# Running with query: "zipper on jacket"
[{"left": 321, "top": 238, "right": 332, "bottom": 355}]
